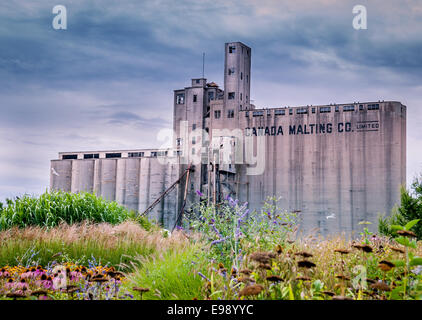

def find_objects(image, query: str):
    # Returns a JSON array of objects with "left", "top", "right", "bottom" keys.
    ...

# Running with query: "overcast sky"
[{"left": 0, "top": 0, "right": 421, "bottom": 201}]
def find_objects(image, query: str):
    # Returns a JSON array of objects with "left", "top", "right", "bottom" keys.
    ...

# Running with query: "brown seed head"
[
  {"left": 370, "top": 281, "right": 391, "bottom": 291},
  {"left": 239, "top": 284, "right": 264, "bottom": 297},
  {"left": 266, "top": 275, "right": 283, "bottom": 282},
  {"left": 334, "top": 249, "right": 350, "bottom": 254},
  {"left": 133, "top": 287, "right": 150, "bottom": 293},
  {"left": 352, "top": 244, "right": 373, "bottom": 253},
  {"left": 297, "top": 260, "right": 316, "bottom": 268},
  {"left": 378, "top": 260, "right": 395, "bottom": 272},
  {"left": 396, "top": 230, "right": 417, "bottom": 238}
]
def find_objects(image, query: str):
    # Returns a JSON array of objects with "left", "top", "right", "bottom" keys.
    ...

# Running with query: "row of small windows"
[
  {"left": 245, "top": 104, "right": 381, "bottom": 117},
  {"left": 177, "top": 91, "right": 249, "bottom": 105},
  {"left": 84, "top": 153, "right": 99, "bottom": 159},
  {"left": 62, "top": 151, "right": 167, "bottom": 160},
  {"left": 129, "top": 152, "right": 144, "bottom": 157}
]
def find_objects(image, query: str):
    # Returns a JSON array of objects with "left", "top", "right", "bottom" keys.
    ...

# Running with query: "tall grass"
[
  {"left": 0, "top": 191, "right": 148, "bottom": 230},
  {"left": 123, "top": 244, "right": 208, "bottom": 300},
  {"left": 0, "top": 221, "right": 192, "bottom": 270}
]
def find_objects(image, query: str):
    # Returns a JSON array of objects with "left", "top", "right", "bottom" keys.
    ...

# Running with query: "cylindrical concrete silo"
[
  {"left": 70, "top": 160, "right": 95, "bottom": 194},
  {"left": 123, "top": 158, "right": 141, "bottom": 212},
  {"left": 98, "top": 159, "right": 117, "bottom": 201},
  {"left": 50, "top": 160, "right": 72, "bottom": 192}
]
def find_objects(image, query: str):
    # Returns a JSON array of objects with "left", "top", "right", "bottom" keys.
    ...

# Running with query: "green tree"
[{"left": 379, "top": 174, "right": 422, "bottom": 239}]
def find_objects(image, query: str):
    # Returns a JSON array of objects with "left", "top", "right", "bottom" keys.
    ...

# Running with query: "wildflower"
[
  {"left": 211, "top": 237, "right": 229, "bottom": 246},
  {"left": 239, "top": 284, "right": 264, "bottom": 297},
  {"left": 198, "top": 272, "right": 210, "bottom": 282},
  {"left": 297, "top": 260, "right": 316, "bottom": 268},
  {"left": 378, "top": 260, "right": 395, "bottom": 272},
  {"left": 370, "top": 281, "right": 391, "bottom": 292},
  {"left": 196, "top": 190, "right": 204, "bottom": 197}
]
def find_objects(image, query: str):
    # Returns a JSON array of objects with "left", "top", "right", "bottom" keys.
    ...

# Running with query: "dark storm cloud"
[{"left": 0, "top": 0, "right": 421, "bottom": 200}]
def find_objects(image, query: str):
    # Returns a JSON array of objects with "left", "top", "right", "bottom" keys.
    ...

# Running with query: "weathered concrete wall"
[
  {"left": 233, "top": 101, "right": 406, "bottom": 236},
  {"left": 51, "top": 157, "right": 181, "bottom": 229}
]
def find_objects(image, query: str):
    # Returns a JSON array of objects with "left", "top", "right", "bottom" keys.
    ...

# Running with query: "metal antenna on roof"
[{"left": 202, "top": 52, "right": 205, "bottom": 78}]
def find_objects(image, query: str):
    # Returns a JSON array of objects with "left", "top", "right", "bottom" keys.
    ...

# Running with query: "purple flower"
[
  {"left": 197, "top": 272, "right": 210, "bottom": 282},
  {"left": 212, "top": 225, "right": 223, "bottom": 239},
  {"left": 196, "top": 190, "right": 204, "bottom": 197},
  {"left": 211, "top": 236, "right": 229, "bottom": 245}
]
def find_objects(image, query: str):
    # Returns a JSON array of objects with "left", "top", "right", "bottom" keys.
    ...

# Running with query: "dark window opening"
[
  {"left": 157, "top": 151, "right": 168, "bottom": 157},
  {"left": 229, "top": 46, "right": 236, "bottom": 53},
  {"left": 343, "top": 105, "right": 355, "bottom": 112},
  {"left": 214, "top": 110, "right": 221, "bottom": 119},
  {"left": 368, "top": 103, "right": 380, "bottom": 110},
  {"left": 312, "top": 108, "right": 316, "bottom": 114},
  {"left": 275, "top": 109, "right": 285, "bottom": 116},
  {"left": 289, "top": 109, "right": 293, "bottom": 115},
  {"left": 208, "top": 91, "right": 214, "bottom": 102},
  {"left": 192, "top": 123, "right": 196, "bottom": 130},
  {"left": 241, "top": 72, "right": 243, "bottom": 80},
  {"left": 228, "top": 109, "right": 234, "bottom": 118},
  {"left": 195, "top": 79, "right": 200, "bottom": 84},
  {"left": 359, "top": 104, "right": 364, "bottom": 110},
  {"left": 335, "top": 106, "right": 339, "bottom": 112},
  {"left": 253, "top": 111, "right": 264, "bottom": 117},
  {"left": 105, "top": 153, "right": 121, "bottom": 158},
  {"left": 228, "top": 92, "right": 235, "bottom": 100},
  {"left": 320, "top": 107, "right": 331, "bottom": 113},
  {"left": 193, "top": 94, "right": 197, "bottom": 102},
  {"left": 150, "top": 152, "right": 157, "bottom": 157},
  {"left": 84, "top": 153, "right": 99, "bottom": 159},
  {"left": 128, "top": 152, "right": 144, "bottom": 157},
  {"left": 62, "top": 154, "right": 77, "bottom": 160},
  {"left": 228, "top": 67, "right": 235, "bottom": 75},
  {"left": 176, "top": 93, "right": 185, "bottom": 104},
  {"left": 296, "top": 108, "right": 308, "bottom": 114}
]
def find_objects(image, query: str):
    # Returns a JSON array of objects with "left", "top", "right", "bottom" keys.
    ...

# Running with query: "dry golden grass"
[{"left": 0, "top": 221, "right": 200, "bottom": 268}]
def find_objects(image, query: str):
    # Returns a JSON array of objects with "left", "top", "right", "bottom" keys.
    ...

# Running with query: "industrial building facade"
[{"left": 51, "top": 42, "right": 407, "bottom": 236}]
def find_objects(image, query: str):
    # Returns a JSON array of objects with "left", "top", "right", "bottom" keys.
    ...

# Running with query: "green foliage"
[
  {"left": 379, "top": 177, "right": 422, "bottom": 240},
  {"left": 184, "top": 196, "right": 298, "bottom": 267},
  {"left": 123, "top": 245, "right": 208, "bottom": 300},
  {"left": 0, "top": 190, "right": 137, "bottom": 230},
  {"left": 0, "top": 239, "right": 154, "bottom": 271}
]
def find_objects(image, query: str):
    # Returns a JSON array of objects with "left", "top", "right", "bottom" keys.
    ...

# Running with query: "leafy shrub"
[
  {"left": 183, "top": 195, "right": 298, "bottom": 268},
  {"left": 379, "top": 176, "right": 422, "bottom": 240},
  {"left": 0, "top": 190, "right": 147, "bottom": 230}
]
